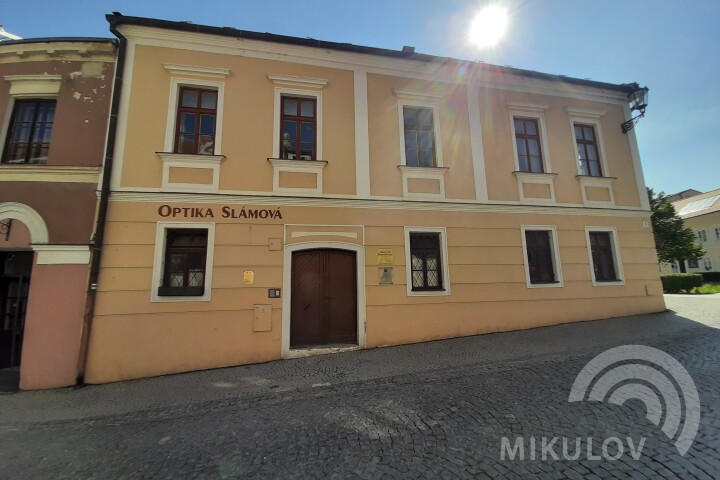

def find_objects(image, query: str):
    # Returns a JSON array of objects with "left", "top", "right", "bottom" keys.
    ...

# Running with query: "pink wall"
[{"left": 19, "top": 261, "right": 89, "bottom": 390}]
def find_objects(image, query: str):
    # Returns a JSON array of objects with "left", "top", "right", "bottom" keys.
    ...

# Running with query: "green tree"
[{"left": 648, "top": 188, "right": 704, "bottom": 272}]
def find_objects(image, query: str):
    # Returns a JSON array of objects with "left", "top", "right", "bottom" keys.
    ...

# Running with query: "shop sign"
[
  {"left": 158, "top": 205, "right": 282, "bottom": 220},
  {"left": 377, "top": 248, "right": 394, "bottom": 264}
]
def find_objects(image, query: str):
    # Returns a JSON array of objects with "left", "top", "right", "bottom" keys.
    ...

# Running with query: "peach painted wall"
[{"left": 20, "top": 262, "right": 89, "bottom": 390}]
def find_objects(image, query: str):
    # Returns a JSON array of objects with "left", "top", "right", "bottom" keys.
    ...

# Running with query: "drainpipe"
[{"left": 76, "top": 19, "right": 127, "bottom": 384}]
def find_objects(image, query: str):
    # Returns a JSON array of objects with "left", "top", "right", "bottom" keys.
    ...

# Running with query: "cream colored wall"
[
  {"left": 479, "top": 89, "right": 640, "bottom": 206},
  {"left": 683, "top": 212, "right": 720, "bottom": 273},
  {"left": 121, "top": 45, "right": 356, "bottom": 194},
  {"left": 86, "top": 200, "right": 664, "bottom": 383}
]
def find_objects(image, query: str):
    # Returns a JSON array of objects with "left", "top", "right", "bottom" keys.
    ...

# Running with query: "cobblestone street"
[{"left": 1, "top": 295, "right": 719, "bottom": 479}]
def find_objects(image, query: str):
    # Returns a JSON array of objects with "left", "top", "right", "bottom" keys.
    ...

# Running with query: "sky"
[{"left": 2, "top": 0, "right": 718, "bottom": 195}]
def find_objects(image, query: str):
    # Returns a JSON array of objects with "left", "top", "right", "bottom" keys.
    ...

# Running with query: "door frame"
[{"left": 282, "top": 242, "right": 366, "bottom": 358}]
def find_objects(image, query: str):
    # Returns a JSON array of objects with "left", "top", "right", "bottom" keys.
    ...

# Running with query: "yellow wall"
[{"left": 86, "top": 200, "right": 665, "bottom": 383}]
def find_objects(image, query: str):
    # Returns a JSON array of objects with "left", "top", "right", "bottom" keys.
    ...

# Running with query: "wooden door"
[{"left": 290, "top": 249, "right": 357, "bottom": 348}]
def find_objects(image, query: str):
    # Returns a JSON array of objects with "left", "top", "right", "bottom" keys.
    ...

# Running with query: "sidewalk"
[{"left": 2, "top": 295, "right": 718, "bottom": 424}]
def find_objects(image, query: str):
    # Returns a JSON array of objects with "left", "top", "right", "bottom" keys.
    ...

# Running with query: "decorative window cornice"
[
  {"left": 506, "top": 101, "right": 549, "bottom": 112},
  {"left": 566, "top": 107, "right": 606, "bottom": 118},
  {"left": 393, "top": 88, "right": 443, "bottom": 101},
  {"left": 4, "top": 74, "right": 63, "bottom": 98},
  {"left": 162, "top": 63, "right": 230, "bottom": 78},
  {"left": 267, "top": 74, "right": 328, "bottom": 88}
]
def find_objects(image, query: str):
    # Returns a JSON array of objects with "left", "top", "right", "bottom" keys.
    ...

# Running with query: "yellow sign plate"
[
  {"left": 243, "top": 270, "right": 255, "bottom": 285},
  {"left": 377, "top": 248, "right": 394, "bottom": 265}
]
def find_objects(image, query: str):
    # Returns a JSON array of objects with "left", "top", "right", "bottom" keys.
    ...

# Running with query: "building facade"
[
  {"left": 0, "top": 39, "right": 117, "bottom": 389},
  {"left": 660, "top": 189, "right": 720, "bottom": 275},
  {"left": 84, "top": 14, "right": 665, "bottom": 384}
]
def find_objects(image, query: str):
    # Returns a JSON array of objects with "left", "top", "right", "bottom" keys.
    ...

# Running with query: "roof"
[
  {"left": 673, "top": 188, "right": 720, "bottom": 219},
  {"left": 106, "top": 12, "right": 643, "bottom": 97},
  {"left": 666, "top": 189, "right": 703, "bottom": 203},
  {"left": 0, "top": 37, "right": 116, "bottom": 46}
]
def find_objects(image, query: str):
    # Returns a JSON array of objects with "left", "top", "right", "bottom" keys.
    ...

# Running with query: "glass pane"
[
  {"left": 178, "top": 134, "right": 195, "bottom": 153},
  {"left": 411, "top": 255, "right": 423, "bottom": 270},
  {"left": 198, "top": 136, "right": 214, "bottom": 155},
  {"left": 419, "top": 131, "right": 433, "bottom": 149},
  {"left": 403, "top": 108, "right": 417, "bottom": 126},
  {"left": 417, "top": 109, "right": 433, "bottom": 127},
  {"left": 300, "top": 122, "right": 314, "bottom": 142},
  {"left": 170, "top": 273, "right": 184, "bottom": 287},
  {"left": 17, "top": 103, "right": 37, "bottom": 122},
  {"left": 405, "top": 148, "right": 418, "bottom": 167},
  {"left": 200, "top": 115, "right": 215, "bottom": 135},
  {"left": 586, "top": 144, "right": 598, "bottom": 161},
  {"left": 525, "top": 120, "right": 537, "bottom": 136},
  {"left": 516, "top": 139, "right": 527, "bottom": 157},
  {"left": 201, "top": 92, "right": 217, "bottom": 110},
  {"left": 426, "top": 256, "right": 438, "bottom": 270},
  {"left": 181, "top": 90, "right": 198, "bottom": 108},
  {"left": 300, "top": 100, "right": 314, "bottom": 117},
  {"left": 180, "top": 113, "right": 196, "bottom": 133},
  {"left": 419, "top": 149, "right": 434, "bottom": 167},
  {"left": 528, "top": 139, "right": 540, "bottom": 156},
  {"left": 518, "top": 155, "right": 529, "bottom": 172},
  {"left": 574, "top": 125, "right": 583, "bottom": 140},
  {"left": 300, "top": 142, "right": 313, "bottom": 159},
  {"left": 188, "top": 270, "right": 204, "bottom": 287},
  {"left": 36, "top": 102, "right": 56, "bottom": 122},
  {"left": 283, "top": 121, "right": 297, "bottom": 141},
  {"left": 530, "top": 156, "right": 543, "bottom": 173},
  {"left": 283, "top": 99, "right": 297, "bottom": 116},
  {"left": 404, "top": 130, "right": 417, "bottom": 148},
  {"left": 412, "top": 271, "right": 424, "bottom": 287},
  {"left": 579, "top": 160, "right": 589, "bottom": 176},
  {"left": 589, "top": 160, "right": 601, "bottom": 177},
  {"left": 514, "top": 118, "right": 524, "bottom": 135},
  {"left": 427, "top": 270, "right": 439, "bottom": 287},
  {"left": 583, "top": 127, "right": 594, "bottom": 140}
]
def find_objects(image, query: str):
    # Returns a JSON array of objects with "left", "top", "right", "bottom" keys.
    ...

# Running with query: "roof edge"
[{"left": 0, "top": 37, "right": 117, "bottom": 47}]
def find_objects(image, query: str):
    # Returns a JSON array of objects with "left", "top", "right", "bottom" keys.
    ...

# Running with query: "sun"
[{"left": 468, "top": 5, "right": 509, "bottom": 48}]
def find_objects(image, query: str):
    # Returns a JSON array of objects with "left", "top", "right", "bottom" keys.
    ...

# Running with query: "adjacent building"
[
  {"left": 80, "top": 14, "right": 665, "bottom": 384},
  {"left": 0, "top": 38, "right": 117, "bottom": 389},
  {"left": 661, "top": 188, "right": 720, "bottom": 275}
]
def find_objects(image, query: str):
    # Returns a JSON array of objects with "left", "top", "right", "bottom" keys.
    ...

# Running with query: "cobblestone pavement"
[{"left": 1, "top": 295, "right": 719, "bottom": 479}]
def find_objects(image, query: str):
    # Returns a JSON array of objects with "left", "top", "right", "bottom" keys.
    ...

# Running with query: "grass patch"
[{"left": 695, "top": 282, "right": 720, "bottom": 294}]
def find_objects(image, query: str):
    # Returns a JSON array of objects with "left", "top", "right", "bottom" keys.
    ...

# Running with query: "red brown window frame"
[
  {"left": 2, "top": 99, "right": 56, "bottom": 164},
  {"left": 280, "top": 95, "right": 317, "bottom": 160},
  {"left": 403, "top": 106, "right": 437, "bottom": 168},
  {"left": 173, "top": 86, "right": 218, "bottom": 155},
  {"left": 513, "top": 117, "right": 544, "bottom": 173},
  {"left": 409, "top": 232, "right": 444, "bottom": 291},
  {"left": 158, "top": 228, "right": 209, "bottom": 297},
  {"left": 574, "top": 123, "right": 603, "bottom": 177}
]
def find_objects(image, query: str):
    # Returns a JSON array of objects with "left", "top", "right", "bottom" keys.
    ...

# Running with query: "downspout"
[{"left": 76, "top": 20, "right": 127, "bottom": 384}]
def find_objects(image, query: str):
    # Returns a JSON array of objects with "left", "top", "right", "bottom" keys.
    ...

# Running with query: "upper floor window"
[
  {"left": 2, "top": 100, "right": 56, "bottom": 164},
  {"left": 280, "top": 95, "right": 316, "bottom": 160},
  {"left": 514, "top": 117, "right": 544, "bottom": 173},
  {"left": 574, "top": 123, "right": 603, "bottom": 177},
  {"left": 403, "top": 106, "right": 436, "bottom": 167},
  {"left": 697, "top": 230, "right": 707, "bottom": 243},
  {"left": 174, "top": 87, "right": 217, "bottom": 155}
]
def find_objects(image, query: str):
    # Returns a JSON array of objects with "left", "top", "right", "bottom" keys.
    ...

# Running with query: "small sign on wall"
[
  {"left": 243, "top": 270, "right": 255, "bottom": 285},
  {"left": 379, "top": 267, "right": 393, "bottom": 285},
  {"left": 378, "top": 248, "right": 394, "bottom": 265}
]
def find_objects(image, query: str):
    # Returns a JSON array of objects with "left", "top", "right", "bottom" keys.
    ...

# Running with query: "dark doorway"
[
  {"left": 0, "top": 251, "right": 33, "bottom": 392},
  {"left": 290, "top": 249, "right": 358, "bottom": 349}
]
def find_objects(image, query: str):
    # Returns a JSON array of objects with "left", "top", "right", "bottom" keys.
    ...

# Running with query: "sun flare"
[{"left": 468, "top": 5, "right": 509, "bottom": 48}]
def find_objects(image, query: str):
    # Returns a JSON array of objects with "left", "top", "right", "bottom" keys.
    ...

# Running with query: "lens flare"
[{"left": 468, "top": 5, "right": 509, "bottom": 48}]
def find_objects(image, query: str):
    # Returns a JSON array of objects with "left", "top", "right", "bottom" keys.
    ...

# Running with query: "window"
[
  {"left": 703, "top": 258, "right": 712, "bottom": 270},
  {"left": 404, "top": 227, "right": 450, "bottom": 296},
  {"left": 715, "top": 227, "right": 720, "bottom": 241},
  {"left": 687, "top": 258, "right": 698, "bottom": 269},
  {"left": 514, "top": 117, "right": 544, "bottom": 173},
  {"left": 403, "top": 106, "right": 436, "bottom": 167},
  {"left": 574, "top": 123, "right": 603, "bottom": 177},
  {"left": 2, "top": 100, "right": 56, "bottom": 164},
  {"left": 174, "top": 87, "right": 217, "bottom": 155},
  {"left": 697, "top": 230, "right": 707, "bottom": 243},
  {"left": 158, "top": 228, "right": 209, "bottom": 297},
  {"left": 280, "top": 95, "right": 316, "bottom": 160},
  {"left": 521, "top": 227, "right": 562, "bottom": 287},
  {"left": 587, "top": 230, "right": 623, "bottom": 284}
]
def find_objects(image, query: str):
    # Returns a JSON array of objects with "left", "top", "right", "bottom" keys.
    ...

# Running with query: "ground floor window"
[
  {"left": 521, "top": 226, "right": 562, "bottom": 287},
  {"left": 404, "top": 227, "right": 450, "bottom": 296},
  {"left": 586, "top": 227, "right": 624, "bottom": 284}
]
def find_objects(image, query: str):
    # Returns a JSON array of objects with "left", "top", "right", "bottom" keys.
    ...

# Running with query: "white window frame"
[
  {"left": 520, "top": 225, "right": 564, "bottom": 288},
  {"left": 397, "top": 99, "right": 444, "bottom": 168},
  {"left": 508, "top": 108, "right": 553, "bottom": 174},
  {"left": 403, "top": 226, "right": 451, "bottom": 297},
  {"left": 272, "top": 87, "right": 323, "bottom": 160},
  {"left": 164, "top": 77, "right": 225, "bottom": 155},
  {"left": 585, "top": 226, "right": 625, "bottom": 286},
  {"left": 151, "top": 222, "right": 216, "bottom": 303},
  {"left": 569, "top": 116, "right": 610, "bottom": 178}
]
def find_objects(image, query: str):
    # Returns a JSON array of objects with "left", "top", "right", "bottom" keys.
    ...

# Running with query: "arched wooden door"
[{"left": 290, "top": 249, "right": 357, "bottom": 348}]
